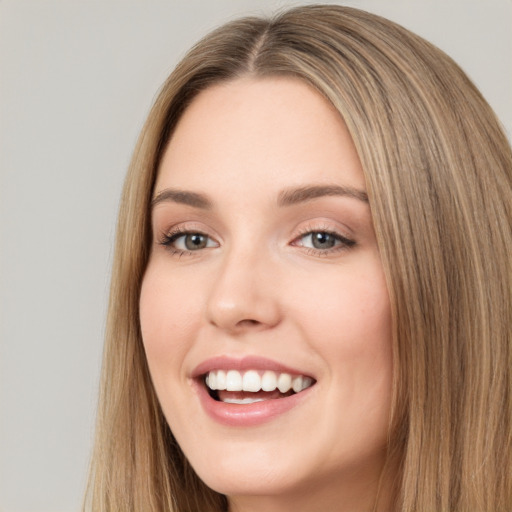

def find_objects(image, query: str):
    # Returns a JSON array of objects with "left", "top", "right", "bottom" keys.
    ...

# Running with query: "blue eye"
[
  {"left": 297, "top": 231, "right": 355, "bottom": 252},
  {"left": 302, "top": 232, "right": 338, "bottom": 250},
  {"left": 162, "top": 231, "right": 218, "bottom": 252}
]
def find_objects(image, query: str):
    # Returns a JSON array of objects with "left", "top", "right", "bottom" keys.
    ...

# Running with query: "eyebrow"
[
  {"left": 151, "top": 184, "right": 369, "bottom": 210},
  {"left": 151, "top": 189, "right": 212, "bottom": 210},
  {"left": 277, "top": 184, "right": 368, "bottom": 206}
]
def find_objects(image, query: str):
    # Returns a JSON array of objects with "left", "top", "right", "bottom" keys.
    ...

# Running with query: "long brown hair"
[{"left": 85, "top": 5, "right": 512, "bottom": 511}]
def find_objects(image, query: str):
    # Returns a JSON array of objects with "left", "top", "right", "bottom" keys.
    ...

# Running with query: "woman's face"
[{"left": 140, "top": 77, "right": 393, "bottom": 510}]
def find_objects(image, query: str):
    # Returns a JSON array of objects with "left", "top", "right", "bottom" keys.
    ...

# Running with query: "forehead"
[{"left": 156, "top": 76, "right": 366, "bottom": 196}]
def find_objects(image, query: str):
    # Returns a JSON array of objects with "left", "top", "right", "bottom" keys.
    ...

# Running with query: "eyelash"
[
  {"left": 158, "top": 226, "right": 215, "bottom": 257},
  {"left": 292, "top": 226, "right": 356, "bottom": 256},
  {"left": 158, "top": 225, "right": 356, "bottom": 257}
]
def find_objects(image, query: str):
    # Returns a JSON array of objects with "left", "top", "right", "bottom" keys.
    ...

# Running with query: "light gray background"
[{"left": 1, "top": 1, "right": 511, "bottom": 511}]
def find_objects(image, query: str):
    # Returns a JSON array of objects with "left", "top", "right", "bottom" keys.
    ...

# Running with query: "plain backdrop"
[{"left": 1, "top": 1, "right": 510, "bottom": 511}]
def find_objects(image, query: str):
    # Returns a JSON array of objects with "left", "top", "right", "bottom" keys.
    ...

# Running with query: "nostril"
[{"left": 237, "top": 319, "right": 260, "bottom": 327}]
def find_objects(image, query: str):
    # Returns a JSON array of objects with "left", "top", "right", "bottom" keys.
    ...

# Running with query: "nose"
[{"left": 205, "top": 247, "right": 282, "bottom": 334}]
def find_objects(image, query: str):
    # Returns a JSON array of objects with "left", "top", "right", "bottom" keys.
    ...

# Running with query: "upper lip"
[{"left": 191, "top": 355, "right": 315, "bottom": 379}]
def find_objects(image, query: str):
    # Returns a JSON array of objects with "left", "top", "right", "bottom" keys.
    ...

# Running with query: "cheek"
[
  {"left": 290, "top": 259, "right": 393, "bottom": 399},
  {"left": 139, "top": 261, "right": 202, "bottom": 367},
  {"left": 291, "top": 262, "right": 391, "bottom": 351}
]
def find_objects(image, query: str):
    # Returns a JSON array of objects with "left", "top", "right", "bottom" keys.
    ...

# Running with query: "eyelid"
[
  {"left": 293, "top": 231, "right": 355, "bottom": 249},
  {"left": 157, "top": 222, "right": 220, "bottom": 256},
  {"left": 293, "top": 219, "right": 354, "bottom": 240},
  {"left": 157, "top": 220, "right": 219, "bottom": 241},
  {"left": 155, "top": 219, "right": 356, "bottom": 257},
  {"left": 290, "top": 221, "right": 356, "bottom": 254}
]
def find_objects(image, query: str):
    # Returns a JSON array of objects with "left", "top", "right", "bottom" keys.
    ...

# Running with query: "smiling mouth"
[{"left": 204, "top": 369, "right": 315, "bottom": 404}]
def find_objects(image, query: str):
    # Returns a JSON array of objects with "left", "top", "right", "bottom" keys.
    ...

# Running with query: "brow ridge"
[
  {"left": 151, "top": 184, "right": 368, "bottom": 210},
  {"left": 278, "top": 184, "right": 369, "bottom": 206},
  {"left": 151, "top": 189, "right": 212, "bottom": 209}
]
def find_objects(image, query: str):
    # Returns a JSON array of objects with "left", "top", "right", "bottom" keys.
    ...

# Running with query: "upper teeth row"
[{"left": 205, "top": 369, "right": 313, "bottom": 393}]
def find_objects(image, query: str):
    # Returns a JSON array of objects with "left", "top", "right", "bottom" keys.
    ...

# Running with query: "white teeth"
[
  {"left": 205, "top": 369, "right": 314, "bottom": 394},
  {"left": 225, "top": 370, "right": 243, "bottom": 391},
  {"left": 208, "top": 371, "right": 217, "bottom": 390},
  {"left": 216, "top": 370, "right": 227, "bottom": 390},
  {"left": 261, "top": 370, "right": 277, "bottom": 391},
  {"left": 291, "top": 376, "right": 313, "bottom": 392},
  {"left": 242, "top": 370, "right": 261, "bottom": 392},
  {"left": 301, "top": 376, "right": 313, "bottom": 391},
  {"left": 222, "top": 397, "right": 266, "bottom": 404},
  {"left": 277, "top": 373, "right": 292, "bottom": 393},
  {"left": 292, "top": 376, "right": 303, "bottom": 393}
]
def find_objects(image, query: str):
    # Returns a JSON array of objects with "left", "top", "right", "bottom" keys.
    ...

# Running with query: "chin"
[{"left": 196, "top": 460, "right": 304, "bottom": 499}]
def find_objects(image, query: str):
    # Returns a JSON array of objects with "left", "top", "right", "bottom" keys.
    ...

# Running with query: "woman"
[{"left": 85, "top": 5, "right": 512, "bottom": 511}]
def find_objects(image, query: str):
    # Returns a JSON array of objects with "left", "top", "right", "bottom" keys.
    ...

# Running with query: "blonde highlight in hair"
[{"left": 85, "top": 5, "right": 512, "bottom": 511}]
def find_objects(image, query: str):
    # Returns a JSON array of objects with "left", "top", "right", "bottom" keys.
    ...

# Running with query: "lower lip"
[{"left": 193, "top": 379, "right": 314, "bottom": 427}]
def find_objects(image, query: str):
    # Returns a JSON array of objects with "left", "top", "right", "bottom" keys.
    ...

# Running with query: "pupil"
[
  {"left": 185, "top": 234, "right": 207, "bottom": 250},
  {"left": 312, "top": 232, "right": 335, "bottom": 249}
]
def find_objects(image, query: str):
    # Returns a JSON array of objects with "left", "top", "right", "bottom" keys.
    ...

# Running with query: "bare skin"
[{"left": 140, "top": 77, "right": 394, "bottom": 511}]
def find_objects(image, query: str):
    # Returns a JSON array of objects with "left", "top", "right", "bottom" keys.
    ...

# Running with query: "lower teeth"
[
  {"left": 210, "top": 389, "right": 296, "bottom": 403},
  {"left": 221, "top": 397, "right": 266, "bottom": 404}
]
